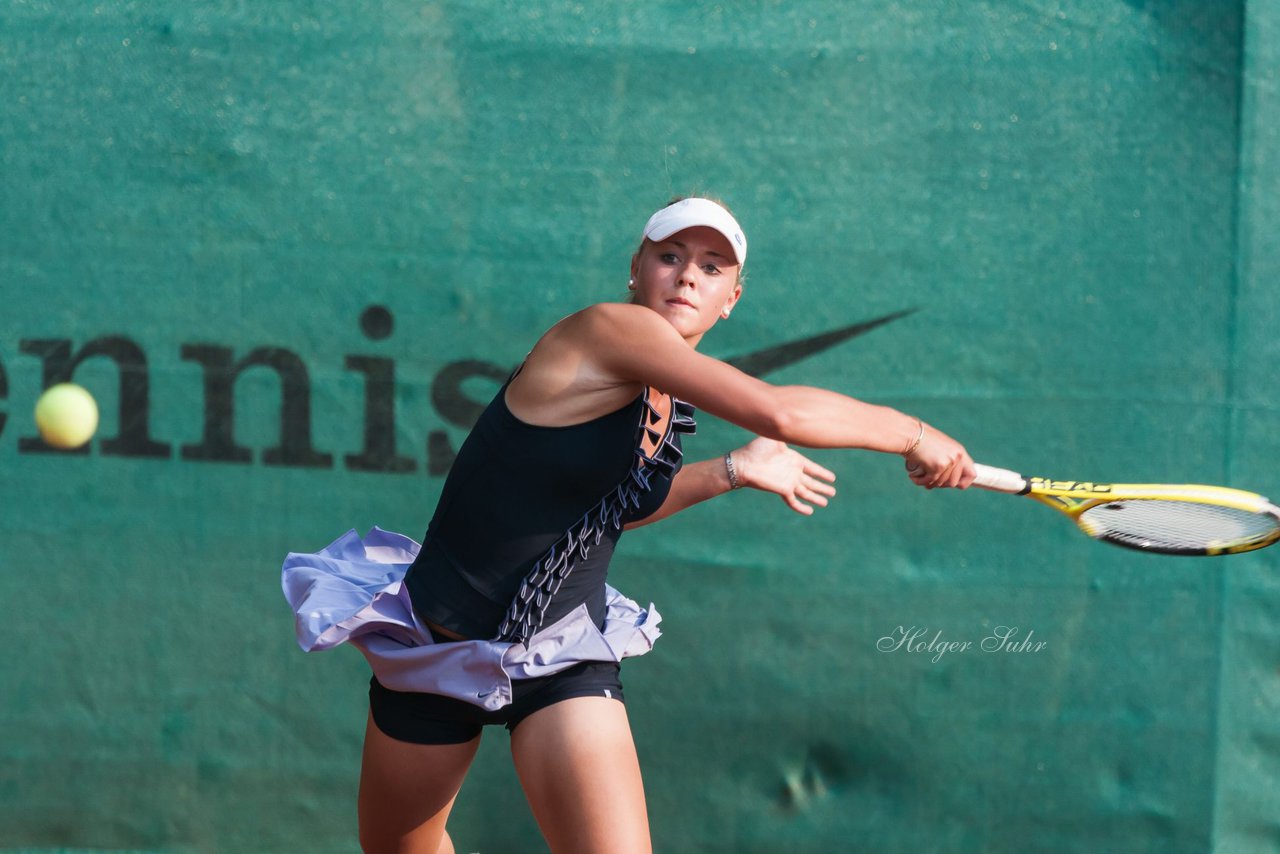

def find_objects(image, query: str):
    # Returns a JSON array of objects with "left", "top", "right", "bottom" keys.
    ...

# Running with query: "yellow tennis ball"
[{"left": 34, "top": 383, "right": 99, "bottom": 449}]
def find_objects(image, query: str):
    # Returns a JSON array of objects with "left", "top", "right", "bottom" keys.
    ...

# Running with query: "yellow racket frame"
[{"left": 973, "top": 465, "right": 1280, "bottom": 556}]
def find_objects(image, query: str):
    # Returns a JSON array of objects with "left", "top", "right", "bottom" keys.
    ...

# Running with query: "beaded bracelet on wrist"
[{"left": 724, "top": 452, "right": 742, "bottom": 489}]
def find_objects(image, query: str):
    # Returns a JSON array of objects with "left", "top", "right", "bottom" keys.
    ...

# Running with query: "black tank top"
[{"left": 404, "top": 372, "right": 695, "bottom": 641}]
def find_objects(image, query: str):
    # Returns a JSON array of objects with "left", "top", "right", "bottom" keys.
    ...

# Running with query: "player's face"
[{"left": 629, "top": 226, "right": 742, "bottom": 347}]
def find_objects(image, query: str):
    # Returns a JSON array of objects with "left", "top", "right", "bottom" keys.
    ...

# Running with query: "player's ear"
[{"left": 721, "top": 280, "right": 743, "bottom": 318}]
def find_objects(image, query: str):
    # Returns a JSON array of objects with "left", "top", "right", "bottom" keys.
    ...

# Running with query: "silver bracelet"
[{"left": 724, "top": 452, "right": 742, "bottom": 489}]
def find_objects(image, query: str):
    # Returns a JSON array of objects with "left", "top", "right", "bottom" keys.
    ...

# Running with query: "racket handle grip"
[{"left": 972, "top": 464, "right": 1029, "bottom": 494}]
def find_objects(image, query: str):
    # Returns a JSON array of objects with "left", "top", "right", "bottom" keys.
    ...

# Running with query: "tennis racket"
[{"left": 971, "top": 464, "right": 1280, "bottom": 556}]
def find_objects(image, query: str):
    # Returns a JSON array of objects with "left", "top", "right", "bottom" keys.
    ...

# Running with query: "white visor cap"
[{"left": 642, "top": 198, "right": 747, "bottom": 266}]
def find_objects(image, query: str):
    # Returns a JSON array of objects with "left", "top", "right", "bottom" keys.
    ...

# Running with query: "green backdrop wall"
[{"left": 2, "top": 1, "right": 1278, "bottom": 851}]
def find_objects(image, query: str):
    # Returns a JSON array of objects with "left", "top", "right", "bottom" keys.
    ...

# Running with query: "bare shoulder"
[
  {"left": 526, "top": 302, "right": 682, "bottom": 367},
  {"left": 520, "top": 301, "right": 780, "bottom": 435},
  {"left": 561, "top": 301, "right": 677, "bottom": 340},
  {"left": 505, "top": 303, "right": 653, "bottom": 426},
  {"left": 526, "top": 302, "right": 666, "bottom": 358}
]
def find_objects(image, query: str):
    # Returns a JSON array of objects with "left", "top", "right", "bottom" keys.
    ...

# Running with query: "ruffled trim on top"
[{"left": 495, "top": 389, "right": 695, "bottom": 644}]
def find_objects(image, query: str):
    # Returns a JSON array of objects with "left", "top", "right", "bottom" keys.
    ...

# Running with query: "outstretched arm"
[
  {"left": 624, "top": 438, "right": 838, "bottom": 530},
  {"left": 579, "top": 303, "right": 974, "bottom": 489}
]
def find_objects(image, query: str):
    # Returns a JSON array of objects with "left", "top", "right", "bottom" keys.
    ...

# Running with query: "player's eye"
[
  {"left": 702, "top": 264, "right": 721, "bottom": 275},
  {"left": 660, "top": 253, "right": 679, "bottom": 264}
]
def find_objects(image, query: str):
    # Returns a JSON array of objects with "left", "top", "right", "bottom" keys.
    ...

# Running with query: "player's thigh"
[
  {"left": 358, "top": 713, "right": 480, "bottom": 854},
  {"left": 509, "top": 696, "right": 651, "bottom": 854}
]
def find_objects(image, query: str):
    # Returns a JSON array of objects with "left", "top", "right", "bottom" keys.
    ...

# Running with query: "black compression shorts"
[{"left": 368, "top": 660, "right": 624, "bottom": 745}]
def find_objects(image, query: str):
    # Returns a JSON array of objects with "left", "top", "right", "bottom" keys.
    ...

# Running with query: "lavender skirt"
[{"left": 281, "top": 527, "right": 663, "bottom": 711}]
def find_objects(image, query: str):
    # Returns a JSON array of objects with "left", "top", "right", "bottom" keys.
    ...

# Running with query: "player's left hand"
[{"left": 731, "top": 437, "right": 837, "bottom": 515}]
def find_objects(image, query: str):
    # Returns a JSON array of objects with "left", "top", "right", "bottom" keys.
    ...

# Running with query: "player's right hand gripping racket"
[{"left": 971, "top": 464, "right": 1280, "bottom": 556}]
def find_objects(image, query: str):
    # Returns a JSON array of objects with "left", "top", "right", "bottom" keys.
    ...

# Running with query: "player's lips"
[{"left": 665, "top": 297, "right": 696, "bottom": 309}]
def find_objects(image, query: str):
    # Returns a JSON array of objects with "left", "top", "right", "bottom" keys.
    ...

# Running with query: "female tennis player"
[{"left": 283, "top": 197, "right": 975, "bottom": 853}]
